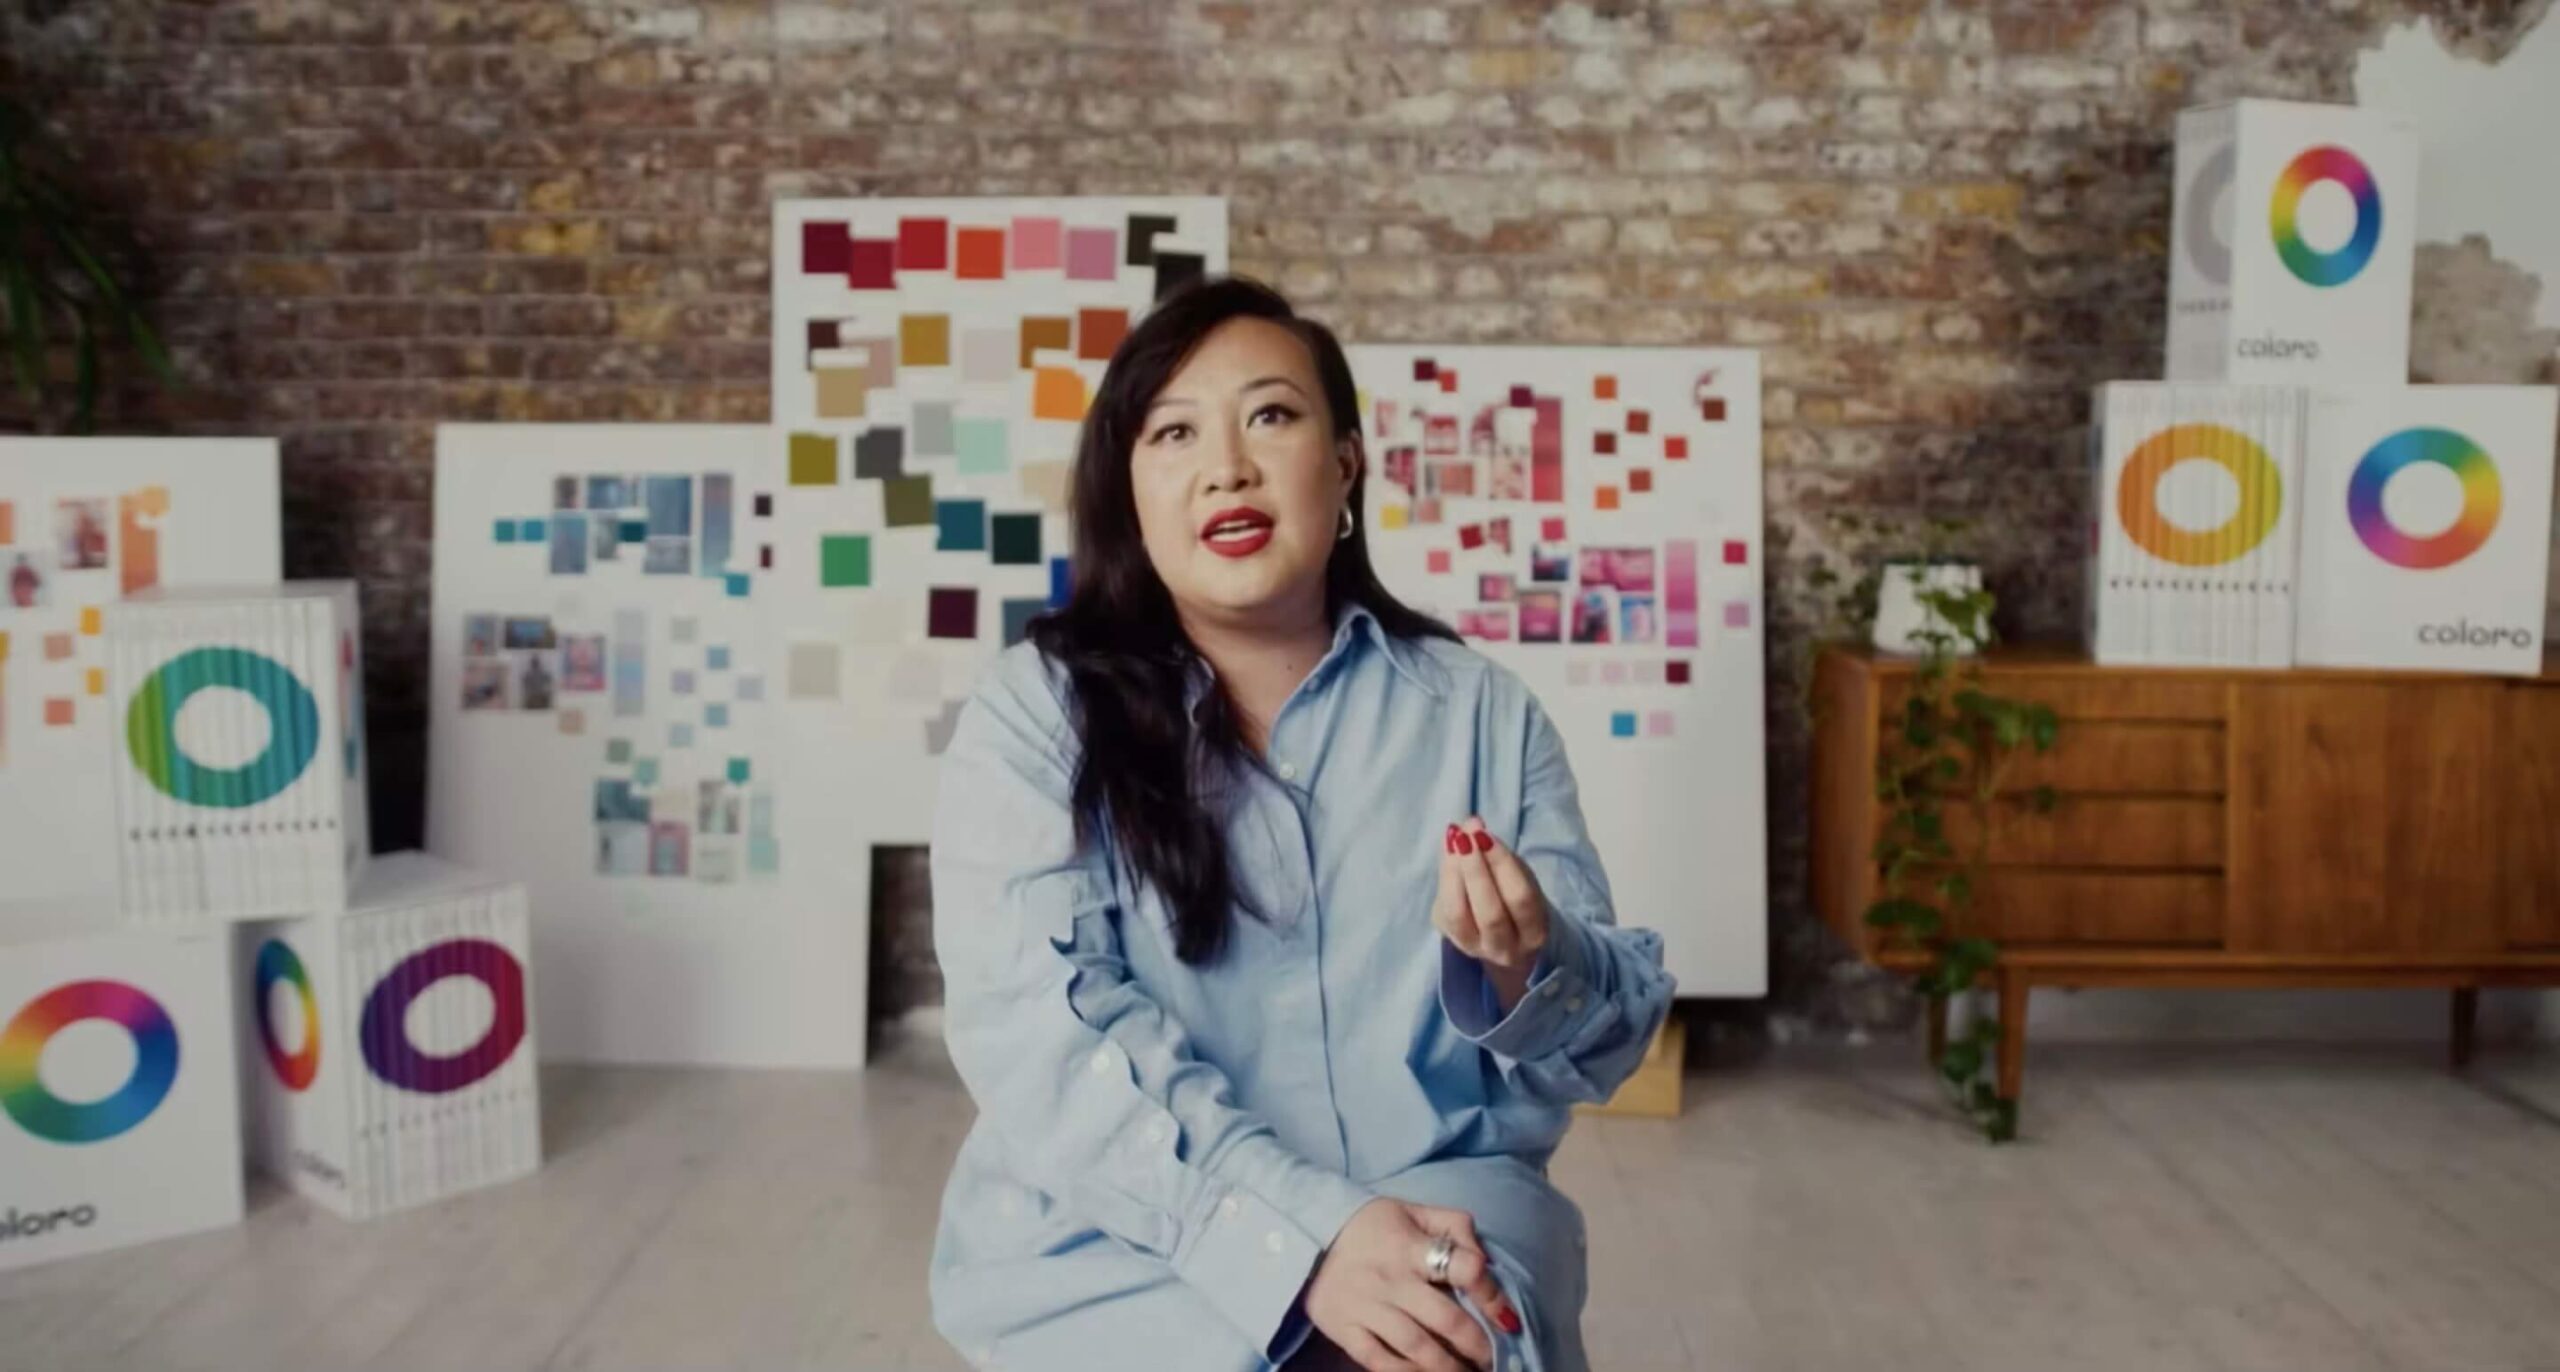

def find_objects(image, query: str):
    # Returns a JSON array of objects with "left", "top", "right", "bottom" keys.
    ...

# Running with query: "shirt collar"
[{"left": 1180, "top": 600, "right": 1444, "bottom": 721}]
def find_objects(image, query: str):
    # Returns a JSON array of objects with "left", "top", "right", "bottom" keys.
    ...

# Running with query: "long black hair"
[{"left": 1027, "top": 277, "right": 1455, "bottom": 965}]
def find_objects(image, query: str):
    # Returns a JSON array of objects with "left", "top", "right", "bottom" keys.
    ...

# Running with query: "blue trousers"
[{"left": 937, "top": 1154, "right": 1591, "bottom": 1372}]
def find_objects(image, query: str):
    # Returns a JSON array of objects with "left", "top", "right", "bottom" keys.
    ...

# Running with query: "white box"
[
  {"left": 2088, "top": 383, "right": 2307, "bottom": 668},
  {"left": 2167, "top": 99, "right": 2418, "bottom": 385},
  {"left": 104, "top": 582, "right": 371, "bottom": 923},
  {"left": 2296, "top": 385, "right": 2558, "bottom": 675},
  {"left": 238, "top": 852, "right": 541, "bottom": 1219},
  {"left": 0, "top": 439, "right": 282, "bottom": 928},
  {"left": 0, "top": 909, "right": 243, "bottom": 1271}
]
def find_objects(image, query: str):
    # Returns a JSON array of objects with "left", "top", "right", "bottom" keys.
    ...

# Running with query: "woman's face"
[{"left": 1129, "top": 317, "right": 1359, "bottom": 631}]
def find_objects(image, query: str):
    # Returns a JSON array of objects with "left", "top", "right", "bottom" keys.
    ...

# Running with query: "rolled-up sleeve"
[
  {"left": 1440, "top": 696, "right": 1677, "bottom": 1104},
  {"left": 932, "top": 649, "right": 1375, "bottom": 1356}
]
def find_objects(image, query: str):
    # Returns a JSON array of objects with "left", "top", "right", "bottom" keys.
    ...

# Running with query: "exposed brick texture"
[{"left": 4, "top": 0, "right": 2545, "bottom": 1027}]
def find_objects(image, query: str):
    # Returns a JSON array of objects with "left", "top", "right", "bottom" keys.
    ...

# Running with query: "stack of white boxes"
[
  {"left": 5, "top": 576, "right": 543, "bottom": 1273},
  {"left": 2090, "top": 97, "right": 2556, "bottom": 675}
]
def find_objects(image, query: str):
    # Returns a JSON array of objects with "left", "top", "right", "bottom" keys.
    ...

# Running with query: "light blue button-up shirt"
[{"left": 929, "top": 604, "right": 1678, "bottom": 1370}]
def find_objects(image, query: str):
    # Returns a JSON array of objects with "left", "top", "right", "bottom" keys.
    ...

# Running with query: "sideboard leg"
[
  {"left": 1996, "top": 968, "right": 2029, "bottom": 1105},
  {"left": 2451, "top": 987, "right": 2479, "bottom": 1072},
  {"left": 1924, "top": 994, "right": 1949, "bottom": 1068}
]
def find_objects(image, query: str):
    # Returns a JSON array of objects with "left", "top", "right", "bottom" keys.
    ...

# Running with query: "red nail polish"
[
  {"left": 1497, "top": 1306, "right": 1523, "bottom": 1335},
  {"left": 1472, "top": 830, "right": 1494, "bottom": 854},
  {"left": 1444, "top": 825, "right": 1462, "bottom": 854}
]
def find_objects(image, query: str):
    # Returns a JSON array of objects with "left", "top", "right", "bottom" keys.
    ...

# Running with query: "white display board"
[
  {"left": 0, "top": 912, "right": 243, "bottom": 1271},
  {"left": 1347, "top": 346, "right": 1767, "bottom": 997},
  {"left": 430, "top": 425, "right": 853, "bottom": 1067},
  {"left": 0, "top": 439, "right": 281, "bottom": 923}
]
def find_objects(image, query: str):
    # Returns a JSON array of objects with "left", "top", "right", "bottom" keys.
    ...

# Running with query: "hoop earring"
[{"left": 1337, "top": 505, "right": 1356, "bottom": 542}]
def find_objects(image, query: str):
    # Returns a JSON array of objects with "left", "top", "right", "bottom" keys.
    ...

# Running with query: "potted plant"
[{"left": 0, "top": 91, "right": 176, "bottom": 432}]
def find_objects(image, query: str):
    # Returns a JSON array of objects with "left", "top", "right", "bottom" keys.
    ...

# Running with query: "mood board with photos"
[
  {"left": 427, "top": 196, "right": 1229, "bottom": 1068},
  {"left": 0, "top": 440, "right": 284, "bottom": 921},
  {"left": 1349, "top": 347, "right": 1767, "bottom": 995}
]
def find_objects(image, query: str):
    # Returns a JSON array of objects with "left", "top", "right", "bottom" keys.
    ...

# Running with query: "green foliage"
[
  {"left": 1843, "top": 549, "right": 2058, "bottom": 1143},
  {"left": 0, "top": 93, "right": 175, "bottom": 432}
]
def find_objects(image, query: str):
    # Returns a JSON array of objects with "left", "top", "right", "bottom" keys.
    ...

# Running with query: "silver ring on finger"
[{"left": 1423, "top": 1233, "right": 1456, "bottom": 1285}]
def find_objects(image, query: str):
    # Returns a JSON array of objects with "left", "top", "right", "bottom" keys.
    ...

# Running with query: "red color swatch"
[
  {"left": 802, "top": 221, "right": 851, "bottom": 274},
  {"left": 897, "top": 218, "right": 949, "bottom": 271},
  {"left": 955, "top": 227, "right": 1005, "bottom": 280}
]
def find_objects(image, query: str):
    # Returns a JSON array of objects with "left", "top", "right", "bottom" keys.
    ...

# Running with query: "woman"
[{"left": 929, "top": 278, "right": 1676, "bottom": 1372}]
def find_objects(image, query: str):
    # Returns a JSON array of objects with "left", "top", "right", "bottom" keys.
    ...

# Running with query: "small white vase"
[{"left": 1870, "top": 561, "right": 1984, "bottom": 657}]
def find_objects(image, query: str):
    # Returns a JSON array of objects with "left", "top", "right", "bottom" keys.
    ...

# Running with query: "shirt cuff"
[
  {"left": 1173, "top": 1178, "right": 1373, "bottom": 1357},
  {"left": 1440, "top": 906, "right": 1601, "bottom": 1060}
]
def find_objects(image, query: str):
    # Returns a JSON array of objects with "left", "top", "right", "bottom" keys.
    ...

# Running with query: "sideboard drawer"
[
  {"left": 1945, "top": 871, "right": 2224, "bottom": 945},
  {"left": 1885, "top": 672, "right": 2228, "bottom": 724},
  {"left": 1938, "top": 796, "right": 2224, "bottom": 869},
  {"left": 1967, "top": 722, "right": 2226, "bottom": 796}
]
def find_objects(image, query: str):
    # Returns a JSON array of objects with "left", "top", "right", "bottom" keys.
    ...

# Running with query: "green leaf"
[
  {"left": 1863, "top": 897, "right": 1936, "bottom": 931},
  {"left": 2029, "top": 784, "right": 2059, "bottom": 815},
  {"left": 1933, "top": 871, "right": 1972, "bottom": 906}
]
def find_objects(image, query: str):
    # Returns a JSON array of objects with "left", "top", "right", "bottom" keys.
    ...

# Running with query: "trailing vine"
[{"left": 1805, "top": 518, "right": 2059, "bottom": 1142}]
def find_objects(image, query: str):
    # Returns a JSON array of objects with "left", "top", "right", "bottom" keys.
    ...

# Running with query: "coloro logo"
[
  {"left": 0, "top": 981, "right": 181, "bottom": 1145},
  {"left": 2348, "top": 428, "right": 2502, "bottom": 569},
  {"left": 360, "top": 940, "right": 527, "bottom": 1094},
  {"left": 2417, "top": 620, "right": 2536, "bottom": 649},
  {"left": 1, "top": 1204, "right": 99, "bottom": 1242},
  {"left": 254, "top": 939, "right": 321, "bottom": 1092},
  {"left": 2116, "top": 424, "right": 2284, "bottom": 566},
  {"left": 2270, "top": 145, "right": 2381, "bottom": 288},
  {"left": 125, "top": 647, "right": 319, "bottom": 808}
]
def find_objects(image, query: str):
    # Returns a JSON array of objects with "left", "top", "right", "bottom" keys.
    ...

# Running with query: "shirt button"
[
  {"left": 1566, "top": 996, "right": 1585, "bottom": 1012},
  {"left": 1088, "top": 1050, "right": 1113, "bottom": 1076},
  {"left": 1142, "top": 1119, "right": 1169, "bottom": 1145},
  {"left": 1276, "top": 761, "right": 1298, "bottom": 781},
  {"left": 1220, "top": 1197, "right": 1242, "bottom": 1219},
  {"left": 1264, "top": 1230, "right": 1288, "bottom": 1255}
]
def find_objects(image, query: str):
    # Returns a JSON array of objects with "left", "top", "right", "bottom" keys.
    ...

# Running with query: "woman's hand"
[
  {"left": 1304, "top": 1198, "right": 1520, "bottom": 1371},
  {"left": 1433, "top": 817, "right": 1550, "bottom": 1011}
]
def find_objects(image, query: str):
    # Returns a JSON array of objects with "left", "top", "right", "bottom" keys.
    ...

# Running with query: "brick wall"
[{"left": 6, "top": 0, "right": 2547, "bottom": 1027}]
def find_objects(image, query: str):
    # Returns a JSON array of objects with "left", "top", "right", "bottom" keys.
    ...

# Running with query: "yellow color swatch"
[
  {"left": 79, "top": 606, "right": 102, "bottom": 636},
  {"left": 86, "top": 667, "right": 105, "bottom": 697},
  {"left": 789, "top": 433, "right": 838, "bottom": 486},
  {"left": 1380, "top": 505, "right": 1409, "bottom": 530},
  {"left": 900, "top": 314, "right": 952, "bottom": 368}
]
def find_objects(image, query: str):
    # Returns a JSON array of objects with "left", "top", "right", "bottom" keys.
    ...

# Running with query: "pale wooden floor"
[{"left": 10, "top": 1037, "right": 2560, "bottom": 1371}]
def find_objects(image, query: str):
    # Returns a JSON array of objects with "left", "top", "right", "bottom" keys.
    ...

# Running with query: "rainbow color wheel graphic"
[
  {"left": 125, "top": 646, "right": 321, "bottom": 808},
  {"left": 0, "top": 981, "right": 181, "bottom": 1144},
  {"left": 254, "top": 939, "right": 321, "bottom": 1092},
  {"left": 2117, "top": 424, "right": 2284, "bottom": 566},
  {"left": 2269, "top": 145, "right": 2381, "bottom": 288},
  {"left": 2347, "top": 427, "right": 2502, "bottom": 570},
  {"left": 360, "top": 940, "right": 527, "bottom": 1094}
]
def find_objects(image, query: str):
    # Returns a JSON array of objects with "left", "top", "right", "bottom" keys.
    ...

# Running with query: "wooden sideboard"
[{"left": 1811, "top": 647, "right": 2560, "bottom": 1109}]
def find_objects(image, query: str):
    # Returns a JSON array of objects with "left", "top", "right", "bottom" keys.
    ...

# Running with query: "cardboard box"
[
  {"left": 105, "top": 582, "right": 371, "bottom": 923},
  {"left": 0, "top": 911, "right": 243, "bottom": 1271},
  {"left": 2166, "top": 99, "right": 2417, "bottom": 385},
  {"left": 237, "top": 852, "right": 541, "bottom": 1219},
  {"left": 2295, "top": 386, "right": 2558, "bottom": 674},
  {"left": 2087, "top": 383, "right": 2307, "bottom": 667}
]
